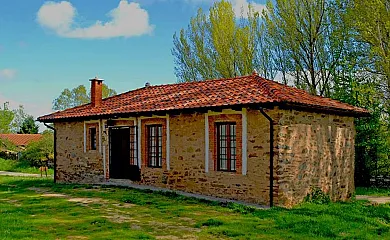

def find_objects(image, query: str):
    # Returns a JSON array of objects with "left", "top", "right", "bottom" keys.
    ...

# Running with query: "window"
[
  {"left": 89, "top": 127, "right": 97, "bottom": 150},
  {"left": 129, "top": 126, "right": 137, "bottom": 165},
  {"left": 147, "top": 125, "right": 163, "bottom": 167},
  {"left": 216, "top": 122, "right": 236, "bottom": 171}
]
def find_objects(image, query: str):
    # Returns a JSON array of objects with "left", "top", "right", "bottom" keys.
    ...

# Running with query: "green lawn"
[
  {"left": 0, "top": 176, "right": 389, "bottom": 239},
  {"left": 0, "top": 158, "right": 53, "bottom": 175}
]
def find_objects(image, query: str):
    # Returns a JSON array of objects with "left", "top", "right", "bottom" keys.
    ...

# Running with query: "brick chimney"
[{"left": 90, "top": 77, "right": 104, "bottom": 107}]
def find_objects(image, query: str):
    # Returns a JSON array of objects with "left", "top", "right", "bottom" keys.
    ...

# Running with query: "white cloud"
[
  {"left": 37, "top": 0, "right": 154, "bottom": 39},
  {"left": 0, "top": 69, "right": 17, "bottom": 80},
  {"left": 179, "top": 0, "right": 266, "bottom": 18},
  {"left": 231, "top": 0, "right": 267, "bottom": 18}
]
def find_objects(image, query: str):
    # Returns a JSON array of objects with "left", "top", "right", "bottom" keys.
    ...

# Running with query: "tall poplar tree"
[
  {"left": 346, "top": 0, "right": 390, "bottom": 110},
  {"left": 172, "top": 0, "right": 273, "bottom": 82},
  {"left": 263, "top": 0, "right": 345, "bottom": 96}
]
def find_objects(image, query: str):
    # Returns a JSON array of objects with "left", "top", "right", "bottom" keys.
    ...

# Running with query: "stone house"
[{"left": 38, "top": 73, "right": 368, "bottom": 207}]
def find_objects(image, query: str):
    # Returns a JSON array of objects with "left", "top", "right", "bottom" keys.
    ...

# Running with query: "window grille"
[
  {"left": 216, "top": 122, "right": 236, "bottom": 171},
  {"left": 147, "top": 124, "right": 163, "bottom": 168}
]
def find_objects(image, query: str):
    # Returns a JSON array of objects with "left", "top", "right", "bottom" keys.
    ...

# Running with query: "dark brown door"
[{"left": 109, "top": 127, "right": 131, "bottom": 179}]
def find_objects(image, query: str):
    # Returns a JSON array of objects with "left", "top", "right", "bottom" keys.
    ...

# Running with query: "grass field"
[
  {"left": 0, "top": 158, "right": 53, "bottom": 175},
  {"left": 0, "top": 176, "right": 389, "bottom": 239}
]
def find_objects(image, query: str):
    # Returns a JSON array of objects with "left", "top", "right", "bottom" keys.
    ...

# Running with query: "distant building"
[
  {"left": 0, "top": 134, "right": 42, "bottom": 149},
  {"left": 0, "top": 134, "right": 42, "bottom": 160}
]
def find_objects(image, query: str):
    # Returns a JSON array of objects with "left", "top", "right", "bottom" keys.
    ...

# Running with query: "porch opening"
[{"left": 109, "top": 126, "right": 140, "bottom": 181}]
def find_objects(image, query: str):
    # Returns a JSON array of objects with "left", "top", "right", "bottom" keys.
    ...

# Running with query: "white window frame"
[{"left": 204, "top": 108, "right": 247, "bottom": 175}]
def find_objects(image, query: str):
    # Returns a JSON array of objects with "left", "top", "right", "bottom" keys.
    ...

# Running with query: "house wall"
[
  {"left": 53, "top": 108, "right": 355, "bottom": 207},
  {"left": 54, "top": 121, "right": 105, "bottom": 183},
  {"left": 275, "top": 110, "right": 355, "bottom": 207},
  {"left": 141, "top": 110, "right": 277, "bottom": 205}
]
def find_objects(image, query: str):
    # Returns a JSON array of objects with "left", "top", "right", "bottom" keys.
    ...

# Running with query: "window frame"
[
  {"left": 129, "top": 126, "right": 138, "bottom": 166},
  {"left": 146, "top": 124, "right": 163, "bottom": 168},
  {"left": 216, "top": 122, "right": 237, "bottom": 172},
  {"left": 89, "top": 127, "right": 97, "bottom": 150}
]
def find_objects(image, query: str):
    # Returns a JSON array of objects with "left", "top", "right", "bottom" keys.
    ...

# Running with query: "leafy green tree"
[
  {"left": 172, "top": 0, "right": 273, "bottom": 82},
  {"left": 263, "top": 0, "right": 346, "bottom": 96},
  {"left": 333, "top": 73, "right": 386, "bottom": 186},
  {"left": 0, "top": 102, "right": 14, "bottom": 134},
  {"left": 331, "top": 0, "right": 390, "bottom": 185},
  {"left": 52, "top": 84, "right": 117, "bottom": 111},
  {"left": 172, "top": 0, "right": 389, "bottom": 186},
  {"left": 346, "top": 0, "right": 390, "bottom": 110},
  {"left": 22, "top": 132, "right": 54, "bottom": 167},
  {"left": 10, "top": 105, "right": 27, "bottom": 133},
  {"left": 18, "top": 116, "right": 39, "bottom": 134},
  {"left": 102, "top": 85, "right": 117, "bottom": 99}
]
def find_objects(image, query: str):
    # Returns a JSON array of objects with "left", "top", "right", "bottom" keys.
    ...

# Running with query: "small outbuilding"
[
  {"left": 0, "top": 134, "right": 42, "bottom": 148},
  {"left": 0, "top": 134, "right": 42, "bottom": 160},
  {"left": 38, "top": 73, "right": 368, "bottom": 207}
]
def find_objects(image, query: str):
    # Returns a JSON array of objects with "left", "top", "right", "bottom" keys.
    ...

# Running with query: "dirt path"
[
  {"left": 27, "top": 187, "right": 201, "bottom": 239},
  {"left": 356, "top": 195, "right": 390, "bottom": 204},
  {"left": 0, "top": 171, "right": 41, "bottom": 177},
  {"left": 0, "top": 171, "right": 52, "bottom": 178}
]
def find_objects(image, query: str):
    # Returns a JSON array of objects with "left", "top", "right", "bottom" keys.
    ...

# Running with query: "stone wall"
[
  {"left": 55, "top": 121, "right": 104, "bottom": 183},
  {"left": 140, "top": 110, "right": 278, "bottom": 205},
  {"left": 275, "top": 110, "right": 355, "bottom": 207},
  {"left": 53, "top": 108, "right": 355, "bottom": 207}
]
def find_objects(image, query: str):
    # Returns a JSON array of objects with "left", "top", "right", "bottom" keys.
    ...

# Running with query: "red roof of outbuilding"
[
  {"left": 0, "top": 134, "right": 42, "bottom": 146},
  {"left": 37, "top": 75, "right": 368, "bottom": 122}
]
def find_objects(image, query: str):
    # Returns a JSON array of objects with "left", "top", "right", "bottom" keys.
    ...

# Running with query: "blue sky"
[{"left": 0, "top": 0, "right": 266, "bottom": 128}]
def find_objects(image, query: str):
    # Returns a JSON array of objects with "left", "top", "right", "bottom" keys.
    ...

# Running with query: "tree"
[
  {"left": 11, "top": 105, "right": 27, "bottom": 133},
  {"left": 22, "top": 132, "right": 54, "bottom": 167},
  {"left": 172, "top": 0, "right": 390, "bottom": 187},
  {"left": 263, "top": 0, "right": 347, "bottom": 96},
  {"left": 0, "top": 102, "right": 14, "bottom": 134},
  {"left": 346, "top": 0, "right": 390, "bottom": 110},
  {"left": 333, "top": 68, "right": 388, "bottom": 186},
  {"left": 172, "top": 0, "right": 274, "bottom": 82},
  {"left": 19, "top": 116, "right": 39, "bottom": 134},
  {"left": 52, "top": 84, "right": 117, "bottom": 111}
]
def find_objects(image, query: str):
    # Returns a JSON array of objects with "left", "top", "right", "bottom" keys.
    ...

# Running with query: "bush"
[
  {"left": 304, "top": 186, "right": 331, "bottom": 204},
  {"left": 21, "top": 132, "right": 53, "bottom": 167}
]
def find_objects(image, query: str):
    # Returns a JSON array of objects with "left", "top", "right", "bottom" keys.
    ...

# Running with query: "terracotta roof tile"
[
  {"left": 0, "top": 134, "right": 42, "bottom": 146},
  {"left": 38, "top": 75, "right": 368, "bottom": 122}
]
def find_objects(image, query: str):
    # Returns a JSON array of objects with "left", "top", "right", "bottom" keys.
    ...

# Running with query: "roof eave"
[
  {"left": 37, "top": 101, "right": 369, "bottom": 123},
  {"left": 278, "top": 102, "right": 370, "bottom": 117}
]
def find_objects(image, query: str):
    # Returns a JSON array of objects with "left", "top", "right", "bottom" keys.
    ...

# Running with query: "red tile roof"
[
  {"left": 0, "top": 134, "right": 42, "bottom": 146},
  {"left": 38, "top": 75, "right": 368, "bottom": 122}
]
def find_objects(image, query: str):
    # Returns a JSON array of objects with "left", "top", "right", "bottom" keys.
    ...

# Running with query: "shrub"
[
  {"left": 304, "top": 186, "right": 331, "bottom": 204},
  {"left": 21, "top": 132, "right": 53, "bottom": 167}
]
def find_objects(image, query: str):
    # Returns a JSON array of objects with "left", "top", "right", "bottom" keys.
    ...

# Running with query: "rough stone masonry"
[{"left": 54, "top": 107, "right": 355, "bottom": 207}]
